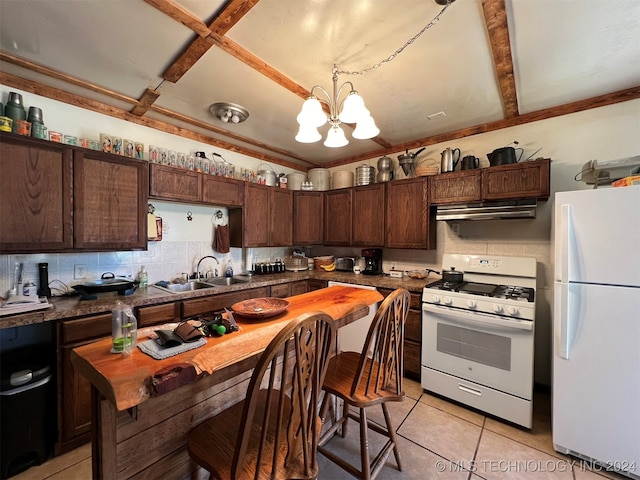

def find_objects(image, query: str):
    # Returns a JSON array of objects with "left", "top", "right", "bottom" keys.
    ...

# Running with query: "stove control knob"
[
  {"left": 431, "top": 295, "right": 441, "bottom": 303},
  {"left": 508, "top": 306, "right": 519, "bottom": 316},
  {"left": 443, "top": 296, "right": 452, "bottom": 305},
  {"left": 467, "top": 300, "right": 477, "bottom": 309},
  {"left": 493, "top": 304, "right": 504, "bottom": 313}
]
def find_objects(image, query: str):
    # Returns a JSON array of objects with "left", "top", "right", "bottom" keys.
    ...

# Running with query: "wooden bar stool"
[
  {"left": 318, "top": 288, "right": 410, "bottom": 480},
  {"left": 187, "top": 312, "right": 335, "bottom": 479}
]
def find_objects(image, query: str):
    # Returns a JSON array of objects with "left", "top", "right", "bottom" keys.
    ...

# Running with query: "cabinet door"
[
  {"left": 353, "top": 184, "right": 385, "bottom": 246},
  {"left": 385, "top": 177, "right": 435, "bottom": 249},
  {"left": 232, "top": 183, "right": 269, "bottom": 247},
  {"left": 0, "top": 134, "right": 73, "bottom": 253},
  {"left": 202, "top": 175, "right": 243, "bottom": 207},
  {"left": 149, "top": 163, "right": 201, "bottom": 203},
  {"left": 293, "top": 192, "right": 324, "bottom": 245},
  {"left": 60, "top": 341, "right": 95, "bottom": 451},
  {"left": 269, "top": 188, "right": 293, "bottom": 246},
  {"left": 482, "top": 158, "right": 551, "bottom": 200},
  {"left": 74, "top": 151, "right": 148, "bottom": 250},
  {"left": 429, "top": 170, "right": 482, "bottom": 205},
  {"left": 324, "top": 189, "right": 352, "bottom": 245}
]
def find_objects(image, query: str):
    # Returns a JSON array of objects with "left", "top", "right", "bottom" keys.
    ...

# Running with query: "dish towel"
[
  {"left": 137, "top": 337, "right": 207, "bottom": 360},
  {"left": 215, "top": 224, "right": 230, "bottom": 253}
]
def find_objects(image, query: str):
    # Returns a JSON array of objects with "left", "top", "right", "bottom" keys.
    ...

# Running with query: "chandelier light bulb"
[
  {"left": 295, "top": 124, "right": 322, "bottom": 143},
  {"left": 352, "top": 114, "right": 380, "bottom": 139},
  {"left": 324, "top": 125, "right": 349, "bottom": 148},
  {"left": 339, "top": 91, "right": 367, "bottom": 124},
  {"left": 297, "top": 97, "right": 327, "bottom": 128}
]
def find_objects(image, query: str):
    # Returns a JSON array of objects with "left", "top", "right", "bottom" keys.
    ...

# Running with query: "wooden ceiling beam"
[
  {"left": 130, "top": 88, "right": 161, "bottom": 116},
  {"left": 159, "top": 0, "right": 261, "bottom": 83},
  {"left": 324, "top": 85, "right": 640, "bottom": 168},
  {"left": 482, "top": 0, "right": 519, "bottom": 119},
  {"left": 0, "top": 71, "right": 316, "bottom": 170},
  {"left": 0, "top": 51, "right": 136, "bottom": 105},
  {"left": 143, "top": 0, "right": 211, "bottom": 37}
]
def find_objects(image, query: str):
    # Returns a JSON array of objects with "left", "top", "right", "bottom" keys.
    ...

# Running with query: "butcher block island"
[{"left": 71, "top": 286, "right": 383, "bottom": 480}]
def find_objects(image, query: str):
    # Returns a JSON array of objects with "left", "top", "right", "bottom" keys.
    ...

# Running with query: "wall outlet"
[{"left": 74, "top": 264, "right": 88, "bottom": 279}]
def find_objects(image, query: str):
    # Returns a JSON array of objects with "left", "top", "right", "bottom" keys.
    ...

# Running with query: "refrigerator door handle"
[
  {"left": 556, "top": 283, "right": 571, "bottom": 359},
  {"left": 559, "top": 204, "right": 572, "bottom": 284}
]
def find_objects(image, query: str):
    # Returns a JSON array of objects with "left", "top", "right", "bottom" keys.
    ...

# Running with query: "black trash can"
[{"left": 0, "top": 353, "right": 55, "bottom": 479}]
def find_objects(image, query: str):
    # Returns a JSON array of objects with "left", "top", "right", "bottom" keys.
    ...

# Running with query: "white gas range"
[{"left": 421, "top": 254, "right": 537, "bottom": 428}]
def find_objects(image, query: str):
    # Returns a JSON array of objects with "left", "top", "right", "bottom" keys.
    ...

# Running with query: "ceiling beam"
[
  {"left": 0, "top": 51, "right": 137, "bottom": 105},
  {"left": 0, "top": 71, "right": 316, "bottom": 171},
  {"left": 143, "top": 0, "right": 211, "bottom": 37},
  {"left": 324, "top": 85, "right": 640, "bottom": 168},
  {"left": 160, "top": 0, "right": 261, "bottom": 83},
  {"left": 481, "top": 0, "right": 519, "bottom": 118},
  {"left": 130, "top": 88, "right": 161, "bottom": 116}
]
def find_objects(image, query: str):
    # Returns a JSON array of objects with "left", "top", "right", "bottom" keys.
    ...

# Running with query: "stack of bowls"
[{"left": 355, "top": 164, "right": 375, "bottom": 186}]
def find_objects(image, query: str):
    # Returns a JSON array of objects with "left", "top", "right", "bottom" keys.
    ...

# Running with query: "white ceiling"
[{"left": 1, "top": 0, "right": 638, "bottom": 170}]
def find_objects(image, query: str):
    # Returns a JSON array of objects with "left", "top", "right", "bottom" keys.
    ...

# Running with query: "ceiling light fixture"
[
  {"left": 295, "top": 65, "right": 378, "bottom": 148},
  {"left": 295, "top": 0, "right": 454, "bottom": 148},
  {"left": 210, "top": 102, "right": 249, "bottom": 124}
]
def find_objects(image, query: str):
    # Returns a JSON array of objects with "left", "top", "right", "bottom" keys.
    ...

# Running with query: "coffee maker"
[{"left": 361, "top": 249, "right": 382, "bottom": 276}]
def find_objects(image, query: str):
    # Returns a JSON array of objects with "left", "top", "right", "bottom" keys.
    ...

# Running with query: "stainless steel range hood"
[{"left": 436, "top": 199, "right": 538, "bottom": 221}]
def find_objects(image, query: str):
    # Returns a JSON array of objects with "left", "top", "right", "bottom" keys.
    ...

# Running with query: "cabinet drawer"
[
  {"left": 306, "top": 280, "right": 327, "bottom": 292},
  {"left": 406, "top": 309, "right": 421, "bottom": 342},
  {"left": 62, "top": 313, "right": 112, "bottom": 344},
  {"left": 181, "top": 287, "right": 269, "bottom": 318},
  {"left": 270, "top": 283, "right": 291, "bottom": 298},
  {"left": 136, "top": 303, "right": 178, "bottom": 327},
  {"left": 404, "top": 340, "right": 421, "bottom": 381}
]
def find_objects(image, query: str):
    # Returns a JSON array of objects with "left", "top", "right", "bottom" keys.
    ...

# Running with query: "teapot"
[{"left": 441, "top": 147, "right": 461, "bottom": 173}]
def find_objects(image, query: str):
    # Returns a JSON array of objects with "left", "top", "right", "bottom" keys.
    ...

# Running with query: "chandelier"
[
  {"left": 295, "top": 0, "right": 454, "bottom": 148},
  {"left": 295, "top": 65, "right": 379, "bottom": 148}
]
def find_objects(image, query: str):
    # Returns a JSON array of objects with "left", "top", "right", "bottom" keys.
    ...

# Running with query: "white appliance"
[
  {"left": 552, "top": 186, "right": 640, "bottom": 479},
  {"left": 327, "top": 281, "right": 379, "bottom": 353},
  {"left": 422, "top": 254, "right": 537, "bottom": 428}
]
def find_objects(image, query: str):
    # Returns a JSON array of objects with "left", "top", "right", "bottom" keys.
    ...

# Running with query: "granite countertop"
[{"left": 0, "top": 270, "right": 439, "bottom": 329}]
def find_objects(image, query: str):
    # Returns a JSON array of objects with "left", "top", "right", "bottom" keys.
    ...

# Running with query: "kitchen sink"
[
  {"left": 206, "top": 276, "right": 250, "bottom": 286},
  {"left": 152, "top": 281, "right": 217, "bottom": 294}
]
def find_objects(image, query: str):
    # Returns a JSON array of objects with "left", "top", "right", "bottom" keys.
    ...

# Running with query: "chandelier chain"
[{"left": 336, "top": 0, "right": 453, "bottom": 76}]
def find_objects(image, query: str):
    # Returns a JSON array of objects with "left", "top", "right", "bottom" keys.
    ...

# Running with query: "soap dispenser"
[
  {"left": 138, "top": 266, "right": 148, "bottom": 288},
  {"left": 225, "top": 259, "right": 233, "bottom": 278}
]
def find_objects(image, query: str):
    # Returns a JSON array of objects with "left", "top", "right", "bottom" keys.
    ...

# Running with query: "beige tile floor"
[{"left": 9, "top": 379, "right": 632, "bottom": 480}]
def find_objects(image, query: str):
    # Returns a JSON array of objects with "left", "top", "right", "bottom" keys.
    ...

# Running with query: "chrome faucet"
[{"left": 195, "top": 256, "right": 219, "bottom": 280}]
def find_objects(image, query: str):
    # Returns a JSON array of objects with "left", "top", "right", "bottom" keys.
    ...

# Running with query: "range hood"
[{"left": 436, "top": 199, "right": 538, "bottom": 221}]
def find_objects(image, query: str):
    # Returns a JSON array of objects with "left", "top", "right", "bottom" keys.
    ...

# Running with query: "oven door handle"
[{"left": 422, "top": 304, "right": 533, "bottom": 331}]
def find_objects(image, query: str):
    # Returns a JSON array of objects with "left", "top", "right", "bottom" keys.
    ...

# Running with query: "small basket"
[{"left": 416, "top": 159, "right": 439, "bottom": 176}]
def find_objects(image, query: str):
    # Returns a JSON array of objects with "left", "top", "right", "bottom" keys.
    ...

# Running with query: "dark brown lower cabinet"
[{"left": 58, "top": 312, "right": 112, "bottom": 454}]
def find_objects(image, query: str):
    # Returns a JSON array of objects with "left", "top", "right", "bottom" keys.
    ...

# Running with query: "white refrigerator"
[{"left": 553, "top": 186, "right": 640, "bottom": 479}]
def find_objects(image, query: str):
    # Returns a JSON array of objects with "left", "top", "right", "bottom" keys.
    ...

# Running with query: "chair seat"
[
  {"left": 322, "top": 352, "right": 405, "bottom": 407},
  {"left": 188, "top": 389, "right": 316, "bottom": 480}
]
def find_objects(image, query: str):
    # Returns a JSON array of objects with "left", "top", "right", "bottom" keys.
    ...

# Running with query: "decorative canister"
[
  {"left": 257, "top": 163, "right": 277, "bottom": 186},
  {"left": 307, "top": 168, "right": 330, "bottom": 191},
  {"left": 286, "top": 172, "right": 306, "bottom": 190},
  {"left": 332, "top": 170, "right": 354, "bottom": 189}
]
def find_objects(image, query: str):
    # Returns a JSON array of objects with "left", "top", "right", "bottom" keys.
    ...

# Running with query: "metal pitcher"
[{"left": 441, "top": 147, "right": 461, "bottom": 173}]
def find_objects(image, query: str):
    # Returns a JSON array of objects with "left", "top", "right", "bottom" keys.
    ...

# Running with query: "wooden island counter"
[{"left": 71, "top": 286, "right": 383, "bottom": 479}]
